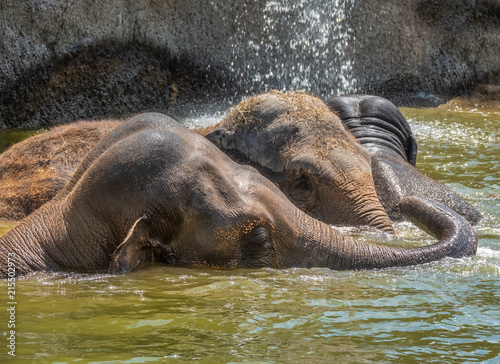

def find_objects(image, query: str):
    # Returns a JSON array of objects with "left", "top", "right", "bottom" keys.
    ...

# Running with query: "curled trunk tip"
[{"left": 399, "top": 196, "right": 478, "bottom": 258}]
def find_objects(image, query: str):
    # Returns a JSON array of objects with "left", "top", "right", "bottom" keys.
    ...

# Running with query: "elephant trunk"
[
  {"left": 294, "top": 196, "right": 477, "bottom": 270},
  {"left": 332, "top": 173, "right": 395, "bottom": 234},
  {"left": 347, "top": 188, "right": 394, "bottom": 234},
  {"left": 0, "top": 208, "right": 62, "bottom": 277}
]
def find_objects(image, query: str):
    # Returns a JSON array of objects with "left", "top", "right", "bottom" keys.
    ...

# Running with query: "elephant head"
[
  {"left": 0, "top": 113, "right": 477, "bottom": 277},
  {"left": 326, "top": 95, "right": 482, "bottom": 225},
  {"left": 202, "top": 91, "right": 394, "bottom": 232}
]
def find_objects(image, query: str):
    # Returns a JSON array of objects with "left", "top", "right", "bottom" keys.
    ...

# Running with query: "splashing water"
[{"left": 226, "top": 0, "right": 357, "bottom": 97}]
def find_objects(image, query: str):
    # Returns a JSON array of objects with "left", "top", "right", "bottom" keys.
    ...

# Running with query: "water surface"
[{"left": 0, "top": 107, "right": 499, "bottom": 363}]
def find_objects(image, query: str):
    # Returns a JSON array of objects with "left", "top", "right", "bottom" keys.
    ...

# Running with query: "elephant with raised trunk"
[
  {"left": 326, "top": 95, "right": 482, "bottom": 225},
  {"left": 0, "top": 113, "right": 477, "bottom": 277}
]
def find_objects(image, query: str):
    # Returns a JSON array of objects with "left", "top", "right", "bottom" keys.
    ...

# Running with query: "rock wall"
[
  {"left": 351, "top": 0, "right": 500, "bottom": 104},
  {"left": 1, "top": 0, "right": 499, "bottom": 128},
  {"left": 0, "top": 0, "right": 246, "bottom": 128}
]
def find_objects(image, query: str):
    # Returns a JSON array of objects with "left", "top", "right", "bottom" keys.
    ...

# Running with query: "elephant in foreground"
[
  {"left": 325, "top": 95, "right": 482, "bottom": 225},
  {"left": 0, "top": 113, "right": 478, "bottom": 278},
  {"left": 0, "top": 92, "right": 481, "bottom": 231}
]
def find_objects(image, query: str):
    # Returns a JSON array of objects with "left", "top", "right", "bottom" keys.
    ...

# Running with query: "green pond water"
[{"left": 0, "top": 107, "right": 499, "bottom": 363}]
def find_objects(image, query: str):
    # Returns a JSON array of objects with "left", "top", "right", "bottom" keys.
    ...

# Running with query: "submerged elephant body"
[
  {"left": 0, "top": 120, "right": 120, "bottom": 220},
  {"left": 0, "top": 113, "right": 477, "bottom": 277},
  {"left": 326, "top": 95, "right": 482, "bottom": 225}
]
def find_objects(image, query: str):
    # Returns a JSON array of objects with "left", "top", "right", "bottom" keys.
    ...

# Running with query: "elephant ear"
[
  {"left": 109, "top": 216, "right": 157, "bottom": 273},
  {"left": 204, "top": 128, "right": 237, "bottom": 150},
  {"left": 406, "top": 134, "right": 418, "bottom": 166},
  {"left": 205, "top": 128, "right": 254, "bottom": 165}
]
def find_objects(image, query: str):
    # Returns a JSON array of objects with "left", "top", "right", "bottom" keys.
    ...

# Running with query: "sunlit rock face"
[{"left": 1, "top": 0, "right": 499, "bottom": 127}]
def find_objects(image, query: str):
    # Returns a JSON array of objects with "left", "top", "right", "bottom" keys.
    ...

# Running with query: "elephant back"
[{"left": 326, "top": 95, "right": 418, "bottom": 166}]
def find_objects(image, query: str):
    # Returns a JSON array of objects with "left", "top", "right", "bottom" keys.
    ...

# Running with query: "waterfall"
[{"left": 226, "top": 0, "right": 357, "bottom": 98}]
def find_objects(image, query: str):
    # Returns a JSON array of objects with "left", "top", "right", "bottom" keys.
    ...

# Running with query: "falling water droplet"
[{"left": 226, "top": 0, "right": 357, "bottom": 97}]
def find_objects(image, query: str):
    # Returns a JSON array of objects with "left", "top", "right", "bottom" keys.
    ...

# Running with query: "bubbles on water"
[
  {"left": 225, "top": 0, "right": 358, "bottom": 97},
  {"left": 178, "top": 112, "right": 226, "bottom": 130},
  {"left": 477, "top": 247, "right": 500, "bottom": 260}
]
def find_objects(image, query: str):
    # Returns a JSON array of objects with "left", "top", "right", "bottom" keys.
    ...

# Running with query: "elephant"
[
  {"left": 325, "top": 95, "right": 482, "bottom": 225},
  {"left": 0, "top": 119, "right": 120, "bottom": 221},
  {"left": 0, "top": 113, "right": 478, "bottom": 278},
  {"left": 0, "top": 92, "right": 481, "bottom": 231},
  {"left": 0, "top": 92, "right": 395, "bottom": 234},
  {"left": 201, "top": 91, "right": 394, "bottom": 232}
]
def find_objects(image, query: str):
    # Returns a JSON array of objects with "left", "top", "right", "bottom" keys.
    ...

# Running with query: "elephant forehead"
[
  {"left": 220, "top": 93, "right": 288, "bottom": 128},
  {"left": 279, "top": 123, "right": 369, "bottom": 162},
  {"left": 222, "top": 91, "right": 339, "bottom": 129},
  {"left": 286, "top": 143, "right": 373, "bottom": 178},
  {"left": 310, "top": 134, "right": 371, "bottom": 163},
  {"left": 259, "top": 117, "right": 347, "bottom": 153},
  {"left": 198, "top": 165, "right": 281, "bottom": 211}
]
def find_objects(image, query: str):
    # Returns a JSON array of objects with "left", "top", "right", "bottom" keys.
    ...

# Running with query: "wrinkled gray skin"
[
  {"left": 0, "top": 113, "right": 477, "bottom": 277},
  {"left": 326, "top": 95, "right": 482, "bottom": 225},
  {"left": 203, "top": 92, "right": 395, "bottom": 233}
]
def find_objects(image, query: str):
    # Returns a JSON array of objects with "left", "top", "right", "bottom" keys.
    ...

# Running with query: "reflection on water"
[
  {"left": 5, "top": 260, "right": 500, "bottom": 363},
  {"left": 0, "top": 107, "right": 499, "bottom": 363}
]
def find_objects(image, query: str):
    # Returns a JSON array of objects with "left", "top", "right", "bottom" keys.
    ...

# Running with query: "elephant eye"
[
  {"left": 290, "top": 176, "right": 313, "bottom": 202},
  {"left": 240, "top": 227, "right": 274, "bottom": 267}
]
